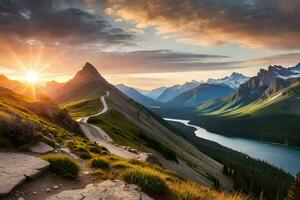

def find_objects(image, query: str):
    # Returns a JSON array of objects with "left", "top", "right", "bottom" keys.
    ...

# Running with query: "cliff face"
[{"left": 236, "top": 67, "right": 292, "bottom": 101}]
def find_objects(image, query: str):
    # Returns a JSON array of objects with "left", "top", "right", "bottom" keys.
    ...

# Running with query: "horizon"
[{"left": 2, "top": 61, "right": 300, "bottom": 91}]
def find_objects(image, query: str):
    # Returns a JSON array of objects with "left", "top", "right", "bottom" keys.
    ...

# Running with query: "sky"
[{"left": 0, "top": 0, "right": 300, "bottom": 89}]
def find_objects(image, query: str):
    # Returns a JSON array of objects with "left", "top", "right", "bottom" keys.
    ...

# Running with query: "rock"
[
  {"left": 17, "top": 198, "right": 25, "bottom": 200},
  {"left": 53, "top": 186, "right": 59, "bottom": 189},
  {"left": 46, "top": 188, "right": 51, "bottom": 192},
  {"left": 0, "top": 153, "right": 49, "bottom": 197},
  {"left": 33, "top": 191, "right": 37, "bottom": 195},
  {"left": 128, "top": 148, "right": 139, "bottom": 154},
  {"left": 30, "top": 142, "right": 54, "bottom": 154},
  {"left": 45, "top": 180, "right": 153, "bottom": 200},
  {"left": 138, "top": 153, "right": 162, "bottom": 166}
]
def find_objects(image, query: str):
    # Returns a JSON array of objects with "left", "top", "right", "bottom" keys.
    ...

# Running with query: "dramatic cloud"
[
  {"left": 78, "top": 49, "right": 242, "bottom": 74},
  {"left": 0, "top": 0, "right": 133, "bottom": 46},
  {"left": 107, "top": 0, "right": 300, "bottom": 49}
]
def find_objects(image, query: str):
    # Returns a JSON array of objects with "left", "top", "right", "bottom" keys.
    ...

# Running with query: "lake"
[{"left": 165, "top": 118, "right": 300, "bottom": 176}]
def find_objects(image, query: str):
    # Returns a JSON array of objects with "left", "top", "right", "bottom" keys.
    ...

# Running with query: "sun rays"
[{"left": 0, "top": 35, "right": 70, "bottom": 99}]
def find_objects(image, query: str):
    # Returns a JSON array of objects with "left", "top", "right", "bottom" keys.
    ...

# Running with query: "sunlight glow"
[{"left": 25, "top": 70, "right": 40, "bottom": 84}]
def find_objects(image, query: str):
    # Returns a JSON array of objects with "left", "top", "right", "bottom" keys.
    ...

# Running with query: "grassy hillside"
[
  {"left": 0, "top": 87, "right": 83, "bottom": 147},
  {"left": 192, "top": 83, "right": 300, "bottom": 146}
]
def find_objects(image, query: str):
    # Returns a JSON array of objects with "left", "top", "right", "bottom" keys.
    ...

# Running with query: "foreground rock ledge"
[
  {"left": 46, "top": 180, "right": 154, "bottom": 200},
  {"left": 0, "top": 152, "right": 49, "bottom": 197}
]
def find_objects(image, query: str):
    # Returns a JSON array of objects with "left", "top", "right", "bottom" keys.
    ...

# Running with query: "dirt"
[{"left": 2, "top": 169, "right": 99, "bottom": 200}]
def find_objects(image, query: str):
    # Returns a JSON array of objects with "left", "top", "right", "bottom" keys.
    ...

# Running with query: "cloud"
[
  {"left": 0, "top": 0, "right": 133, "bottom": 47},
  {"left": 245, "top": 53, "right": 300, "bottom": 66},
  {"left": 107, "top": 0, "right": 300, "bottom": 49},
  {"left": 80, "top": 49, "right": 242, "bottom": 74}
]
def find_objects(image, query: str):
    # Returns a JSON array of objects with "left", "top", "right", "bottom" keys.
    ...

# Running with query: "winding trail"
[{"left": 79, "top": 91, "right": 139, "bottom": 159}]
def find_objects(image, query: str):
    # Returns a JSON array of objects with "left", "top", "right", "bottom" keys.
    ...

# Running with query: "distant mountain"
[
  {"left": 191, "top": 63, "right": 300, "bottom": 147},
  {"left": 115, "top": 84, "right": 160, "bottom": 107},
  {"left": 157, "top": 80, "right": 202, "bottom": 102},
  {"left": 0, "top": 75, "right": 23, "bottom": 92},
  {"left": 0, "top": 74, "right": 49, "bottom": 100},
  {"left": 207, "top": 72, "right": 249, "bottom": 89},
  {"left": 167, "top": 84, "right": 235, "bottom": 107},
  {"left": 142, "top": 87, "right": 167, "bottom": 100}
]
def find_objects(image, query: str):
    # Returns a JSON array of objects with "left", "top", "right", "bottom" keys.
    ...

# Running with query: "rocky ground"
[{"left": 45, "top": 180, "right": 153, "bottom": 200}]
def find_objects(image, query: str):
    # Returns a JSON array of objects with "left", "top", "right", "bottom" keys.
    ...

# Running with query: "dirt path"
[{"left": 79, "top": 91, "right": 139, "bottom": 159}]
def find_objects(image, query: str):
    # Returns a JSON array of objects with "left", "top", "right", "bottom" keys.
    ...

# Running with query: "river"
[{"left": 165, "top": 118, "right": 300, "bottom": 176}]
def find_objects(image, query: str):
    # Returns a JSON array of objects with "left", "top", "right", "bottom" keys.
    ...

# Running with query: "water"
[{"left": 165, "top": 118, "right": 300, "bottom": 176}]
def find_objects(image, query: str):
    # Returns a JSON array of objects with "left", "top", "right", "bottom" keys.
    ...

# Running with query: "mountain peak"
[{"left": 82, "top": 62, "right": 100, "bottom": 75}]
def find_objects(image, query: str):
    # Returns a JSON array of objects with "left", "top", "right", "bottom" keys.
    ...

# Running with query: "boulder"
[
  {"left": 30, "top": 142, "right": 54, "bottom": 154},
  {"left": 0, "top": 153, "right": 49, "bottom": 197},
  {"left": 45, "top": 180, "right": 153, "bottom": 200},
  {"left": 138, "top": 153, "right": 162, "bottom": 166}
]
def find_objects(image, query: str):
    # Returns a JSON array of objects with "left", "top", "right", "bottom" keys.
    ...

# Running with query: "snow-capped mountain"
[
  {"left": 207, "top": 72, "right": 249, "bottom": 89},
  {"left": 266, "top": 63, "right": 300, "bottom": 80}
]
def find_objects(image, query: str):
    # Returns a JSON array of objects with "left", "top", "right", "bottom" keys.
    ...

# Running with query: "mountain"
[
  {"left": 141, "top": 87, "right": 167, "bottom": 100},
  {"left": 190, "top": 63, "right": 300, "bottom": 147},
  {"left": 115, "top": 84, "right": 160, "bottom": 107},
  {"left": 166, "top": 84, "right": 235, "bottom": 107},
  {"left": 207, "top": 72, "right": 249, "bottom": 89},
  {"left": 47, "top": 62, "right": 110, "bottom": 104},
  {"left": 48, "top": 62, "right": 233, "bottom": 189},
  {"left": 157, "top": 80, "right": 202, "bottom": 102},
  {"left": 0, "top": 74, "right": 50, "bottom": 100},
  {"left": 0, "top": 75, "right": 23, "bottom": 92}
]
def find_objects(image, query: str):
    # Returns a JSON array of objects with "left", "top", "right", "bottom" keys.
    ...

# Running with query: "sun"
[{"left": 25, "top": 70, "right": 40, "bottom": 84}]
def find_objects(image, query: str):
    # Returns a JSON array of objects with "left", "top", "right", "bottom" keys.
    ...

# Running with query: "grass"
[
  {"left": 123, "top": 167, "right": 169, "bottom": 194},
  {"left": 90, "top": 157, "right": 110, "bottom": 169},
  {"left": 63, "top": 97, "right": 103, "bottom": 120},
  {"left": 43, "top": 154, "right": 80, "bottom": 178}
]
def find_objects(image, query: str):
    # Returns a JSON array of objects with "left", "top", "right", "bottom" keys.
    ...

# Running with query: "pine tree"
[{"left": 286, "top": 173, "right": 300, "bottom": 200}]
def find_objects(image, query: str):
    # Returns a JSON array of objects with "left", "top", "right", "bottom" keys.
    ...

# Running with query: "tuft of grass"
[
  {"left": 75, "top": 146, "right": 92, "bottom": 160},
  {"left": 90, "top": 157, "right": 110, "bottom": 170},
  {"left": 43, "top": 154, "right": 80, "bottom": 178},
  {"left": 112, "top": 161, "right": 132, "bottom": 169},
  {"left": 123, "top": 167, "right": 168, "bottom": 194}
]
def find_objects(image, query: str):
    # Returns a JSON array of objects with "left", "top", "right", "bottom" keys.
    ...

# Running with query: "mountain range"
[
  {"left": 186, "top": 63, "right": 300, "bottom": 147},
  {"left": 207, "top": 72, "right": 249, "bottom": 89},
  {"left": 115, "top": 84, "right": 160, "bottom": 107},
  {"left": 167, "top": 84, "right": 235, "bottom": 107},
  {"left": 156, "top": 80, "right": 202, "bottom": 102},
  {"left": 117, "top": 73, "right": 248, "bottom": 107}
]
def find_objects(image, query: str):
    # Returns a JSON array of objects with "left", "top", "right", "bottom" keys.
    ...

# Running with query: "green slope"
[{"left": 193, "top": 82, "right": 300, "bottom": 146}]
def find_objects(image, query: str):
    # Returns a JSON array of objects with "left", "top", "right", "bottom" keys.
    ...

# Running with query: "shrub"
[
  {"left": 89, "top": 146, "right": 102, "bottom": 154},
  {"left": 123, "top": 168, "right": 168, "bottom": 194},
  {"left": 75, "top": 147, "right": 92, "bottom": 159},
  {"left": 90, "top": 157, "right": 110, "bottom": 169},
  {"left": 112, "top": 161, "right": 132, "bottom": 169},
  {"left": 43, "top": 154, "right": 80, "bottom": 178}
]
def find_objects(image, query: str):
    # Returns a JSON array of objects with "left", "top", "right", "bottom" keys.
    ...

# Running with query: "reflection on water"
[{"left": 165, "top": 118, "right": 300, "bottom": 176}]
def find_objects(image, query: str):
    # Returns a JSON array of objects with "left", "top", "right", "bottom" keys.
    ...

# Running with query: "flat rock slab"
[
  {"left": 0, "top": 152, "right": 49, "bottom": 197},
  {"left": 46, "top": 180, "right": 154, "bottom": 200},
  {"left": 30, "top": 142, "right": 54, "bottom": 154}
]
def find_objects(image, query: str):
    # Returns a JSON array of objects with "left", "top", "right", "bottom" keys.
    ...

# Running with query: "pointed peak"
[{"left": 82, "top": 62, "right": 100, "bottom": 74}]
